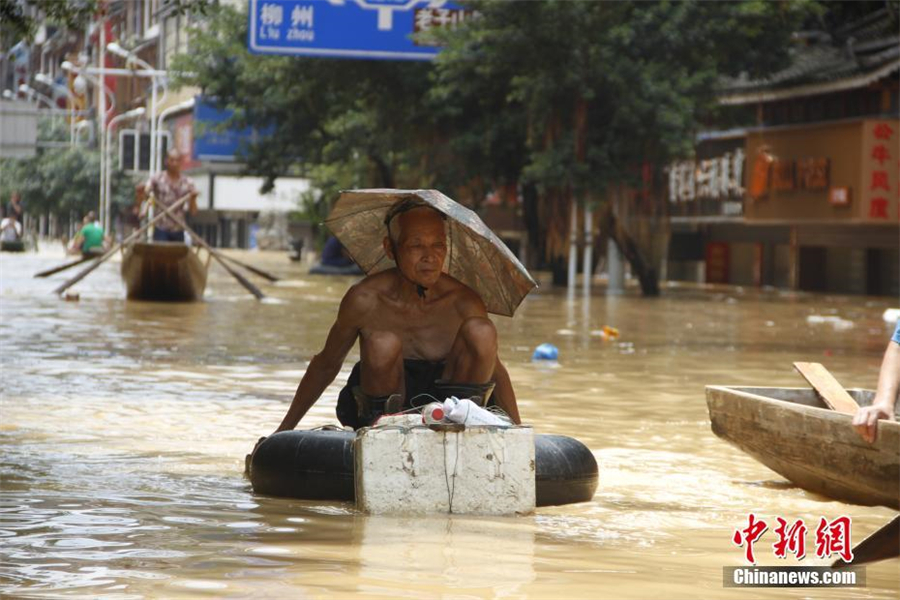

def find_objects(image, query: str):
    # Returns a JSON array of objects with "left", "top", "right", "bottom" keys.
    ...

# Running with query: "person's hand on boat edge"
[
  {"left": 852, "top": 404, "right": 896, "bottom": 443},
  {"left": 852, "top": 325, "right": 899, "bottom": 444}
]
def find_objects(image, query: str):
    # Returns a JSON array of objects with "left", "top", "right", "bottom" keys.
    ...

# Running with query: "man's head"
[
  {"left": 383, "top": 203, "right": 447, "bottom": 289},
  {"left": 165, "top": 149, "right": 183, "bottom": 175}
]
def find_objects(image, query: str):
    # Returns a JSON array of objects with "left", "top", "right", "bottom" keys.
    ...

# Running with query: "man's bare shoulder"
[
  {"left": 440, "top": 274, "right": 487, "bottom": 317},
  {"left": 341, "top": 270, "right": 396, "bottom": 312}
]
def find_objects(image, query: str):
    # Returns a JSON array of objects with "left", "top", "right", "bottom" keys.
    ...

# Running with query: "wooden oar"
[
  {"left": 793, "top": 362, "right": 860, "bottom": 415},
  {"left": 52, "top": 193, "right": 192, "bottom": 296},
  {"left": 833, "top": 515, "right": 899, "bottom": 567},
  {"left": 34, "top": 253, "right": 96, "bottom": 278},
  {"left": 216, "top": 253, "right": 280, "bottom": 282},
  {"left": 168, "top": 214, "right": 265, "bottom": 300},
  {"left": 142, "top": 195, "right": 279, "bottom": 283}
]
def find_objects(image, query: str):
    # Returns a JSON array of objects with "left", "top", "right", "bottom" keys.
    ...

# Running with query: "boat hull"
[
  {"left": 1, "top": 240, "right": 25, "bottom": 252},
  {"left": 706, "top": 386, "right": 899, "bottom": 509},
  {"left": 121, "top": 242, "right": 207, "bottom": 302},
  {"left": 248, "top": 429, "right": 599, "bottom": 507}
]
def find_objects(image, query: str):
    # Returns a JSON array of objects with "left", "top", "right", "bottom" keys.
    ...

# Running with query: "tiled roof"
[{"left": 719, "top": 8, "right": 899, "bottom": 104}]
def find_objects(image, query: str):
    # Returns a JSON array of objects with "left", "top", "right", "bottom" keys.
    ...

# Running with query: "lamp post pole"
[
  {"left": 106, "top": 43, "right": 168, "bottom": 177},
  {"left": 62, "top": 61, "right": 117, "bottom": 228},
  {"left": 105, "top": 108, "right": 146, "bottom": 236},
  {"left": 34, "top": 73, "right": 76, "bottom": 145},
  {"left": 99, "top": 17, "right": 107, "bottom": 236}
]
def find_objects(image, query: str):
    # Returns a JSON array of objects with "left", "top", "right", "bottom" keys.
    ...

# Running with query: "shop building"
[{"left": 667, "top": 8, "right": 899, "bottom": 296}]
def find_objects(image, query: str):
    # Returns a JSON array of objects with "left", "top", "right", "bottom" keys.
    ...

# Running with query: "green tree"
[
  {"left": 172, "top": 3, "right": 433, "bottom": 194},
  {"left": 428, "top": 0, "right": 817, "bottom": 292},
  {"left": 1, "top": 0, "right": 213, "bottom": 47},
  {"left": 0, "top": 121, "right": 135, "bottom": 225},
  {"left": 172, "top": 1, "right": 817, "bottom": 293}
]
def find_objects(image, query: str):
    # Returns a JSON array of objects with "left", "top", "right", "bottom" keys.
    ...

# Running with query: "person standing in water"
[{"left": 138, "top": 149, "right": 199, "bottom": 242}]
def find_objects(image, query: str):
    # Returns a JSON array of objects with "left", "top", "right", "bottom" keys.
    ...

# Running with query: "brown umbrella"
[{"left": 324, "top": 189, "right": 537, "bottom": 317}]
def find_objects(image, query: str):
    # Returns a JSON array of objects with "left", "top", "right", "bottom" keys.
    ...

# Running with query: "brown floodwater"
[{"left": 1, "top": 247, "right": 898, "bottom": 599}]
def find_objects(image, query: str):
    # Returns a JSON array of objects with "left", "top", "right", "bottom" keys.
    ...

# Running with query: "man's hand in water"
[{"left": 852, "top": 404, "right": 895, "bottom": 443}]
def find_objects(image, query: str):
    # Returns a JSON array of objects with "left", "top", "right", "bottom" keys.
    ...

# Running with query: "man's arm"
[
  {"left": 492, "top": 359, "right": 521, "bottom": 424},
  {"left": 273, "top": 287, "right": 369, "bottom": 433},
  {"left": 187, "top": 183, "right": 199, "bottom": 215},
  {"left": 852, "top": 340, "right": 900, "bottom": 443},
  {"left": 457, "top": 289, "right": 523, "bottom": 424}
]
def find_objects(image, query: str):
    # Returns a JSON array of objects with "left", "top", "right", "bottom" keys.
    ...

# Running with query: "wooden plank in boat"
[{"left": 793, "top": 362, "right": 861, "bottom": 415}]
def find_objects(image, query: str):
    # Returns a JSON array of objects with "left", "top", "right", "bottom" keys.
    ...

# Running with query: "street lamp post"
[
  {"left": 104, "top": 107, "right": 145, "bottom": 236},
  {"left": 17, "top": 84, "right": 54, "bottom": 108},
  {"left": 62, "top": 60, "right": 117, "bottom": 230},
  {"left": 34, "top": 73, "right": 76, "bottom": 144},
  {"left": 106, "top": 42, "right": 168, "bottom": 177},
  {"left": 57, "top": 62, "right": 169, "bottom": 241},
  {"left": 62, "top": 62, "right": 116, "bottom": 111}
]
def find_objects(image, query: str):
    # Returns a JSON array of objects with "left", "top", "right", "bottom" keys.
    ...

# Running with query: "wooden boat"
[
  {"left": 705, "top": 386, "right": 899, "bottom": 509},
  {"left": 121, "top": 241, "right": 209, "bottom": 301},
  {"left": 1, "top": 240, "right": 26, "bottom": 252}
]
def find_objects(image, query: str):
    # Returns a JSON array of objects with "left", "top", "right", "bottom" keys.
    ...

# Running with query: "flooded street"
[{"left": 1, "top": 248, "right": 897, "bottom": 599}]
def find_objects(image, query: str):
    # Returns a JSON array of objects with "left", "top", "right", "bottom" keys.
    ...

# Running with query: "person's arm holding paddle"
[
  {"left": 272, "top": 286, "right": 369, "bottom": 434},
  {"left": 852, "top": 324, "right": 900, "bottom": 443}
]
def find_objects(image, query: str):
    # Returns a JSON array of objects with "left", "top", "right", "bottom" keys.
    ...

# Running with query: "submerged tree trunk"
[
  {"left": 369, "top": 154, "right": 395, "bottom": 188},
  {"left": 598, "top": 203, "right": 660, "bottom": 297}
]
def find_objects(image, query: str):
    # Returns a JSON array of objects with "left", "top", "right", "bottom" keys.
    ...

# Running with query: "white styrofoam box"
[{"left": 354, "top": 426, "right": 535, "bottom": 515}]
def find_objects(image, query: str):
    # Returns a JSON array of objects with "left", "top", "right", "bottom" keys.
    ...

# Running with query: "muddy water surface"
[{"left": 1, "top": 248, "right": 898, "bottom": 599}]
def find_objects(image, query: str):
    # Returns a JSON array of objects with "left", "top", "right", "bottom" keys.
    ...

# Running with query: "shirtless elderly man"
[{"left": 274, "top": 202, "right": 521, "bottom": 433}]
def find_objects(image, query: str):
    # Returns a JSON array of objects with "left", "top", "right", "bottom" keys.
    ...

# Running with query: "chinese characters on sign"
[
  {"left": 867, "top": 122, "right": 895, "bottom": 220},
  {"left": 797, "top": 158, "right": 830, "bottom": 190},
  {"left": 668, "top": 149, "right": 745, "bottom": 204},
  {"left": 732, "top": 515, "right": 854, "bottom": 565},
  {"left": 413, "top": 6, "right": 477, "bottom": 45},
  {"left": 249, "top": 0, "right": 467, "bottom": 61},
  {"left": 828, "top": 187, "right": 850, "bottom": 206},
  {"left": 771, "top": 160, "right": 795, "bottom": 192},
  {"left": 750, "top": 154, "right": 831, "bottom": 198}
]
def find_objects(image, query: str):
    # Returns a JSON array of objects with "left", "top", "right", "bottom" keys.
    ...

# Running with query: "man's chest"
[
  {"left": 364, "top": 306, "right": 462, "bottom": 361},
  {"left": 155, "top": 176, "right": 190, "bottom": 199}
]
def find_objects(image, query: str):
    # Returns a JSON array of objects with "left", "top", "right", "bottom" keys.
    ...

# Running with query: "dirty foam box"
[{"left": 354, "top": 426, "right": 536, "bottom": 515}]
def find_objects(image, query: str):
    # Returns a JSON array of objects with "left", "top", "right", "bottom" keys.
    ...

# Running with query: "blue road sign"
[
  {"left": 193, "top": 96, "right": 273, "bottom": 162},
  {"left": 247, "top": 0, "right": 469, "bottom": 61}
]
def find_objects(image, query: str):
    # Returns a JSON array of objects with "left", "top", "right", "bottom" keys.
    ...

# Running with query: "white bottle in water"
[{"left": 446, "top": 398, "right": 510, "bottom": 427}]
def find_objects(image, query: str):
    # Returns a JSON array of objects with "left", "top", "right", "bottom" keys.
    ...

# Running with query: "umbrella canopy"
[{"left": 324, "top": 189, "right": 537, "bottom": 317}]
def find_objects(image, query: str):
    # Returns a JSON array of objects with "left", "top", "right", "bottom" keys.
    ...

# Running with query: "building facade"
[{"left": 667, "top": 8, "right": 899, "bottom": 297}]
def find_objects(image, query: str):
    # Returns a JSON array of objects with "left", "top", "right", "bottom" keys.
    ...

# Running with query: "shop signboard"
[
  {"left": 667, "top": 137, "right": 745, "bottom": 217},
  {"left": 744, "top": 119, "right": 899, "bottom": 222},
  {"left": 862, "top": 120, "right": 899, "bottom": 221},
  {"left": 192, "top": 96, "right": 273, "bottom": 162}
]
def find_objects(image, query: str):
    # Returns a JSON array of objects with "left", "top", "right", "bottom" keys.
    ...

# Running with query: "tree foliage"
[
  {"left": 172, "top": 0, "right": 818, "bottom": 291},
  {"left": 172, "top": 5, "right": 433, "bottom": 194},
  {"left": 0, "top": 118, "right": 135, "bottom": 219}
]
